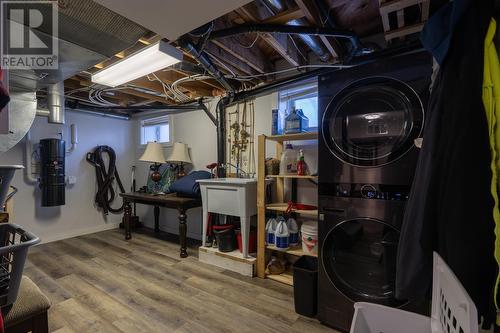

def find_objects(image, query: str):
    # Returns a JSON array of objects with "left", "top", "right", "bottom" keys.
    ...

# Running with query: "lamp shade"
[
  {"left": 139, "top": 142, "right": 166, "bottom": 164},
  {"left": 167, "top": 142, "right": 192, "bottom": 164}
]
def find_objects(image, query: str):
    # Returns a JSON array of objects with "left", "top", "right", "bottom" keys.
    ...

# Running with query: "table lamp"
[
  {"left": 167, "top": 142, "right": 192, "bottom": 178},
  {"left": 139, "top": 142, "right": 166, "bottom": 186}
]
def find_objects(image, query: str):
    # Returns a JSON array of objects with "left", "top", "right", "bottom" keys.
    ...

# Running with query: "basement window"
[
  {"left": 278, "top": 81, "right": 318, "bottom": 131},
  {"left": 140, "top": 115, "right": 171, "bottom": 145}
]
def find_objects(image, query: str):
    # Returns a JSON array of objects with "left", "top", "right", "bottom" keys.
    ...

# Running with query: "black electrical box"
[{"left": 39, "top": 138, "right": 65, "bottom": 207}]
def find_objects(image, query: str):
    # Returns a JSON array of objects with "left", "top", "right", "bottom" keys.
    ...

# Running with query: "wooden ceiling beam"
[
  {"left": 262, "top": 5, "right": 304, "bottom": 24},
  {"left": 205, "top": 41, "right": 258, "bottom": 76},
  {"left": 294, "top": 0, "right": 340, "bottom": 59},
  {"left": 234, "top": 6, "right": 301, "bottom": 67}
]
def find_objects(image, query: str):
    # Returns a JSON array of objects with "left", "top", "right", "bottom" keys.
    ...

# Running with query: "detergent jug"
[
  {"left": 275, "top": 216, "right": 290, "bottom": 250},
  {"left": 287, "top": 218, "right": 299, "bottom": 246},
  {"left": 265, "top": 218, "right": 277, "bottom": 245}
]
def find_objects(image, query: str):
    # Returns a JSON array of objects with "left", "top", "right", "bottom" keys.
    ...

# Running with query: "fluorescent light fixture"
[{"left": 91, "top": 41, "right": 182, "bottom": 87}]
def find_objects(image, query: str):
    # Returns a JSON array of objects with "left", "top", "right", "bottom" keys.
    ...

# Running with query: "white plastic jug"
[
  {"left": 287, "top": 218, "right": 299, "bottom": 246},
  {"left": 275, "top": 217, "right": 290, "bottom": 250},
  {"left": 279, "top": 144, "right": 298, "bottom": 175},
  {"left": 265, "top": 218, "right": 277, "bottom": 245},
  {"left": 301, "top": 220, "right": 318, "bottom": 255}
]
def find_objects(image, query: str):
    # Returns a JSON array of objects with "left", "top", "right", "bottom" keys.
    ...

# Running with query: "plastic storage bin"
[
  {"left": 0, "top": 223, "right": 40, "bottom": 309},
  {"left": 293, "top": 256, "right": 318, "bottom": 317},
  {"left": 349, "top": 252, "right": 478, "bottom": 333}
]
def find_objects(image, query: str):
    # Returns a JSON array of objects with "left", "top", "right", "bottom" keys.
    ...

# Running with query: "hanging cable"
[{"left": 86, "top": 145, "right": 126, "bottom": 215}]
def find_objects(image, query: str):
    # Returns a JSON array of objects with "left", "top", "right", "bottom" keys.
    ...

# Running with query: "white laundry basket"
[{"left": 349, "top": 252, "right": 478, "bottom": 333}]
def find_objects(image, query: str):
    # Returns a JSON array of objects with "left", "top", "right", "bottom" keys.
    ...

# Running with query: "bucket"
[
  {"left": 301, "top": 221, "right": 317, "bottom": 256},
  {"left": 213, "top": 225, "right": 236, "bottom": 252}
]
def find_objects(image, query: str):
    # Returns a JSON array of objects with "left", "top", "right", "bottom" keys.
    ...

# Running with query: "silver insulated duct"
[
  {"left": 46, "top": 82, "right": 65, "bottom": 124},
  {"left": 263, "top": 0, "right": 331, "bottom": 62}
]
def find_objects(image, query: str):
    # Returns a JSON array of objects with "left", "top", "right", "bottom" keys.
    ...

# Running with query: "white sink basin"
[
  {"left": 197, "top": 177, "right": 257, "bottom": 258},
  {"left": 197, "top": 178, "right": 256, "bottom": 185}
]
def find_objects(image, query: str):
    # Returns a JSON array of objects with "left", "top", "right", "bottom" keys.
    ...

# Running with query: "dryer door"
[
  {"left": 322, "top": 77, "right": 424, "bottom": 167},
  {"left": 321, "top": 217, "right": 406, "bottom": 306}
]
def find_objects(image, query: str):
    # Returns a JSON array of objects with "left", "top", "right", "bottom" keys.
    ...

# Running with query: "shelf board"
[
  {"left": 266, "top": 245, "right": 317, "bottom": 258},
  {"left": 266, "top": 175, "right": 317, "bottom": 179},
  {"left": 267, "top": 271, "right": 293, "bottom": 286},
  {"left": 267, "top": 132, "right": 318, "bottom": 142},
  {"left": 266, "top": 203, "right": 318, "bottom": 216}
]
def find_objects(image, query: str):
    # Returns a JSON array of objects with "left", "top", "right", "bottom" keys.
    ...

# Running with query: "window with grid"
[{"left": 140, "top": 115, "right": 170, "bottom": 145}]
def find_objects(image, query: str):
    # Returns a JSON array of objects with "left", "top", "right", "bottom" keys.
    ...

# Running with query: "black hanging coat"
[{"left": 396, "top": 0, "right": 497, "bottom": 323}]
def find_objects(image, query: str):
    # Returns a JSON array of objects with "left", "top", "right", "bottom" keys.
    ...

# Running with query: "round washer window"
[
  {"left": 322, "top": 77, "right": 424, "bottom": 167},
  {"left": 322, "top": 218, "right": 405, "bottom": 306}
]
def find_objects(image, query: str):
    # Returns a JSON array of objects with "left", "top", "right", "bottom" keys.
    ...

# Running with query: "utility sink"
[
  {"left": 197, "top": 178, "right": 257, "bottom": 258},
  {"left": 197, "top": 178, "right": 257, "bottom": 184}
]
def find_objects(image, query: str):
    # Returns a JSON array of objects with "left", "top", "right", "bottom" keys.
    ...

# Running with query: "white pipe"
[
  {"left": 66, "top": 124, "right": 78, "bottom": 154},
  {"left": 24, "top": 131, "right": 38, "bottom": 185}
]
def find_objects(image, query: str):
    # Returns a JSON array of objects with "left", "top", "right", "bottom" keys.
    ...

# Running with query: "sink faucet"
[{"left": 222, "top": 163, "right": 253, "bottom": 178}]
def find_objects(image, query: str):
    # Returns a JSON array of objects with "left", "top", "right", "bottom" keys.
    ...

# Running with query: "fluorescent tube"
[{"left": 91, "top": 41, "right": 182, "bottom": 87}]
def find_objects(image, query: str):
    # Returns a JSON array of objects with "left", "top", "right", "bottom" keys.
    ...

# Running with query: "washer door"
[
  {"left": 322, "top": 77, "right": 424, "bottom": 167},
  {"left": 322, "top": 217, "right": 405, "bottom": 306}
]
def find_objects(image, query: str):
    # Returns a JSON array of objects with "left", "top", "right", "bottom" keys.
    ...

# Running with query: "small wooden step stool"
[{"left": 379, "top": 0, "right": 431, "bottom": 41}]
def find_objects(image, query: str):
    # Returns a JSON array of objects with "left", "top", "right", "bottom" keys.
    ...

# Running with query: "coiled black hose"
[{"left": 86, "top": 145, "right": 125, "bottom": 215}]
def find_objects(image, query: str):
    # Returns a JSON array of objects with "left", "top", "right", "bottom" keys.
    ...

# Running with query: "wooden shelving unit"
[
  {"left": 265, "top": 203, "right": 318, "bottom": 217},
  {"left": 267, "top": 271, "right": 293, "bottom": 286},
  {"left": 266, "top": 245, "right": 317, "bottom": 258},
  {"left": 266, "top": 132, "right": 318, "bottom": 142},
  {"left": 257, "top": 132, "right": 318, "bottom": 285}
]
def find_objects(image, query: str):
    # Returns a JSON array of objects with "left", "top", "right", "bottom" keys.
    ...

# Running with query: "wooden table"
[{"left": 120, "top": 192, "right": 202, "bottom": 258}]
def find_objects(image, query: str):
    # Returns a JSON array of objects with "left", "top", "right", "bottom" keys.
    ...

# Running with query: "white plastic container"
[
  {"left": 287, "top": 218, "right": 299, "bottom": 246},
  {"left": 279, "top": 144, "right": 298, "bottom": 175},
  {"left": 301, "top": 220, "right": 318, "bottom": 256},
  {"left": 265, "top": 218, "right": 277, "bottom": 245},
  {"left": 275, "top": 217, "right": 290, "bottom": 250},
  {"left": 349, "top": 252, "right": 478, "bottom": 333}
]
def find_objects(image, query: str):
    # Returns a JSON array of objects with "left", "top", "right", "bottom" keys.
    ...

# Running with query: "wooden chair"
[{"left": 4, "top": 276, "right": 51, "bottom": 333}]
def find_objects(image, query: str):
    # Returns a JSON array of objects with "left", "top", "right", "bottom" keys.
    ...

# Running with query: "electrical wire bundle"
[{"left": 86, "top": 145, "right": 125, "bottom": 215}]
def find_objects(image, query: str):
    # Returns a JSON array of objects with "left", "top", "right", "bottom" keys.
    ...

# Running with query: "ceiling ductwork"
[
  {"left": 262, "top": 0, "right": 331, "bottom": 62},
  {"left": 9, "top": 0, "right": 149, "bottom": 92}
]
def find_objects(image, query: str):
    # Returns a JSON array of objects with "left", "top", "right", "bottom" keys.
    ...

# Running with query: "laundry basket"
[
  {"left": 0, "top": 223, "right": 39, "bottom": 309},
  {"left": 350, "top": 252, "right": 478, "bottom": 333}
]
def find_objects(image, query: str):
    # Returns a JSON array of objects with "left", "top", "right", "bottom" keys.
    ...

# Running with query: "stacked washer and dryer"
[{"left": 316, "top": 52, "right": 432, "bottom": 332}]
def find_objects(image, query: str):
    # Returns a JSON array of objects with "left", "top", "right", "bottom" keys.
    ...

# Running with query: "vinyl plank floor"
[{"left": 24, "top": 228, "right": 339, "bottom": 333}]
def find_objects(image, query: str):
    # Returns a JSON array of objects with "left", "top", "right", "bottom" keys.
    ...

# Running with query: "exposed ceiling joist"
[
  {"left": 261, "top": 5, "right": 303, "bottom": 24},
  {"left": 205, "top": 42, "right": 258, "bottom": 76},
  {"left": 294, "top": 0, "right": 340, "bottom": 59},
  {"left": 234, "top": 6, "right": 301, "bottom": 66},
  {"left": 211, "top": 39, "right": 268, "bottom": 74}
]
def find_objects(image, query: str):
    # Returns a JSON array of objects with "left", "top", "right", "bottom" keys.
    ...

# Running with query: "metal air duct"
[{"left": 262, "top": 0, "right": 330, "bottom": 61}]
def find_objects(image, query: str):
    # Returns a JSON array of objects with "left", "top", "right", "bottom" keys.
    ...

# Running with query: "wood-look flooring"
[{"left": 24, "top": 228, "right": 339, "bottom": 333}]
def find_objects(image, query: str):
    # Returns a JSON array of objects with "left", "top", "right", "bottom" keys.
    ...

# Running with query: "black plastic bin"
[{"left": 293, "top": 255, "right": 318, "bottom": 317}]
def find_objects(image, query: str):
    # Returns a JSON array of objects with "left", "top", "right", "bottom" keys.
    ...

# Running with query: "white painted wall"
[
  {"left": 134, "top": 91, "right": 318, "bottom": 241},
  {"left": 0, "top": 89, "right": 317, "bottom": 244},
  {"left": 0, "top": 110, "right": 135, "bottom": 243}
]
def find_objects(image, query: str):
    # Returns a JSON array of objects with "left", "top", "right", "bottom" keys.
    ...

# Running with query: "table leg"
[
  {"left": 154, "top": 206, "right": 160, "bottom": 233},
  {"left": 178, "top": 208, "right": 188, "bottom": 258},
  {"left": 124, "top": 201, "right": 132, "bottom": 240}
]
